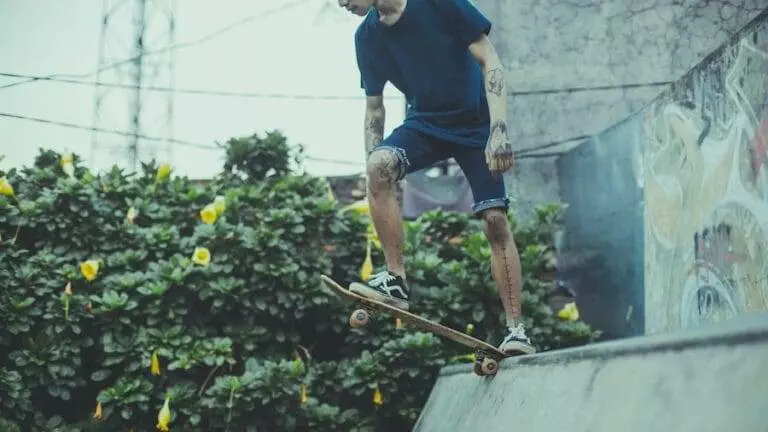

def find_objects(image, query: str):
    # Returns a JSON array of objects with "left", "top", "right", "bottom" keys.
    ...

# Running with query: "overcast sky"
[{"left": 0, "top": 0, "right": 406, "bottom": 178}]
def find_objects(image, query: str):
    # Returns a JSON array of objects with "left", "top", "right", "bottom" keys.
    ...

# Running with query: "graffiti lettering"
[{"left": 693, "top": 223, "right": 746, "bottom": 265}]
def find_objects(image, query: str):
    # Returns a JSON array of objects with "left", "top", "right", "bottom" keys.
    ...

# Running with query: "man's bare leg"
[
  {"left": 479, "top": 208, "right": 534, "bottom": 353},
  {"left": 348, "top": 148, "right": 411, "bottom": 310},
  {"left": 365, "top": 149, "right": 406, "bottom": 279},
  {"left": 481, "top": 209, "right": 522, "bottom": 325}
]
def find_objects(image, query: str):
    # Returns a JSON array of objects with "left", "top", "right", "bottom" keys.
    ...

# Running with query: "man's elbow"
[
  {"left": 365, "top": 95, "right": 385, "bottom": 114},
  {"left": 470, "top": 35, "right": 501, "bottom": 69}
]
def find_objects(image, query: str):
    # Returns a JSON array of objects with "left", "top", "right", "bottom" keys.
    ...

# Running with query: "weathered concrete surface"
[
  {"left": 557, "top": 114, "right": 646, "bottom": 339},
  {"left": 413, "top": 313, "right": 768, "bottom": 432},
  {"left": 640, "top": 14, "right": 768, "bottom": 335},
  {"left": 472, "top": 0, "right": 763, "bottom": 154},
  {"left": 556, "top": 9, "right": 768, "bottom": 337}
]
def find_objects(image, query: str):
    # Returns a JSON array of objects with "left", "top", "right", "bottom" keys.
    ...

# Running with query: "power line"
[
  {"left": 0, "top": 71, "right": 671, "bottom": 99},
  {"left": 0, "top": 111, "right": 356, "bottom": 166},
  {"left": 0, "top": 0, "right": 312, "bottom": 91},
  {"left": 0, "top": 112, "right": 214, "bottom": 149},
  {"left": 509, "top": 81, "right": 672, "bottom": 96},
  {"left": 515, "top": 134, "right": 589, "bottom": 154},
  {"left": 0, "top": 72, "right": 395, "bottom": 101},
  {"left": 0, "top": 110, "right": 589, "bottom": 167}
]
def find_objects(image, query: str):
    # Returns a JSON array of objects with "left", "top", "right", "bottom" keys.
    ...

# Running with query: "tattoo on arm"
[
  {"left": 491, "top": 119, "right": 512, "bottom": 151},
  {"left": 487, "top": 68, "right": 505, "bottom": 97},
  {"left": 491, "top": 119, "right": 508, "bottom": 135},
  {"left": 364, "top": 111, "right": 385, "bottom": 154}
]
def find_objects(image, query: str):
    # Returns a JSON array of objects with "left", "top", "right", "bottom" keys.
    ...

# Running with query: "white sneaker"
[
  {"left": 498, "top": 322, "right": 536, "bottom": 355},
  {"left": 349, "top": 270, "right": 410, "bottom": 311}
]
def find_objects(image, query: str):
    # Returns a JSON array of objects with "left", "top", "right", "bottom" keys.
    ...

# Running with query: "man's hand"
[
  {"left": 485, "top": 119, "right": 515, "bottom": 176},
  {"left": 468, "top": 36, "right": 514, "bottom": 177}
]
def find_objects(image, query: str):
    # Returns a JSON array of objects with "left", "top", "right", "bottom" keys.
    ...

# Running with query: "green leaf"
[{"left": 91, "top": 370, "right": 111, "bottom": 381}]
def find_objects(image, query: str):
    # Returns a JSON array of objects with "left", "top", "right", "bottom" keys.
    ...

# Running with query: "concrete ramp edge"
[{"left": 413, "top": 313, "right": 768, "bottom": 432}]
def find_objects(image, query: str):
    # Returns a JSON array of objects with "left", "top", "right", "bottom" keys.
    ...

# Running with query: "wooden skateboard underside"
[{"left": 320, "top": 274, "right": 508, "bottom": 375}]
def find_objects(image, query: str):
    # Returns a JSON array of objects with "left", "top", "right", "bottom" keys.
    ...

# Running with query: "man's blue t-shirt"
[{"left": 354, "top": 0, "right": 493, "bottom": 148}]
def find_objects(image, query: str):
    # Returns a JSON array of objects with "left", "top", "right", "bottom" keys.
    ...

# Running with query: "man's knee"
[
  {"left": 481, "top": 208, "right": 511, "bottom": 245},
  {"left": 366, "top": 148, "right": 401, "bottom": 188}
]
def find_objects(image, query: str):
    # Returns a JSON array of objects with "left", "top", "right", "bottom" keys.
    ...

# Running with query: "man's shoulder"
[{"left": 354, "top": 10, "right": 378, "bottom": 42}]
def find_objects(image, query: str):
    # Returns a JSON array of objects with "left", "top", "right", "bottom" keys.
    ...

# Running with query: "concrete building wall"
[
  {"left": 557, "top": 115, "right": 646, "bottom": 339},
  {"left": 558, "top": 9, "right": 768, "bottom": 337},
  {"left": 641, "top": 17, "right": 768, "bottom": 334},
  {"left": 471, "top": 0, "right": 764, "bottom": 224}
]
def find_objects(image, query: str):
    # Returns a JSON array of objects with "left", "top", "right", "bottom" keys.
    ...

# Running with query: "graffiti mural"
[{"left": 643, "top": 31, "right": 768, "bottom": 334}]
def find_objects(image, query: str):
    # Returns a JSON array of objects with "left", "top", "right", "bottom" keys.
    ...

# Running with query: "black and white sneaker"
[
  {"left": 349, "top": 270, "right": 410, "bottom": 311},
  {"left": 498, "top": 322, "right": 537, "bottom": 355}
]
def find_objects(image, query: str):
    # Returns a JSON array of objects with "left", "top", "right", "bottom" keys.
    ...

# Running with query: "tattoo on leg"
[
  {"left": 487, "top": 68, "right": 505, "bottom": 97},
  {"left": 501, "top": 239, "right": 522, "bottom": 321},
  {"left": 370, "top": 153, "right": 398, "bottom": 187}
]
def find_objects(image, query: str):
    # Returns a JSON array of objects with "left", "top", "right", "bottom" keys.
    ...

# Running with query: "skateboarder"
[{"left": 338, "top": 0, "right": 535, "bottom": 355}]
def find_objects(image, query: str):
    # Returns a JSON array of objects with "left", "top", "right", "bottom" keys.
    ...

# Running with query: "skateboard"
[{"left": 320, "top": 274, "right": 512, "bottom": 376}]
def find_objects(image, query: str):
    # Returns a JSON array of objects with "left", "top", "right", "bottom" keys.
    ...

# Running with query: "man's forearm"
[
  {"left": 482, "top": 55, "right": 510, "bottom": 142},
  {"left": 364, "top": 106, "right": 385, "bottom": 154}
]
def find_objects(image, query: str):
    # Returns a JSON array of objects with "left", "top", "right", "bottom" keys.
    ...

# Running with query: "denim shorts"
[{"left": 370, "top": 125, "right": 509, "bottom": 215}]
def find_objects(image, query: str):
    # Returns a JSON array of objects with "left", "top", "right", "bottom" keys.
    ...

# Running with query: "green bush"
[{"left": 0, "top": 131, "right": 599, "bottom": 431}]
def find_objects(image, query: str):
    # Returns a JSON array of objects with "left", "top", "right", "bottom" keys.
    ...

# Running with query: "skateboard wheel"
[
  {"left": 473, "top": 361, "right": 484, "bottom": 376},
  {"left": 481, "top": 358, "right": 498, "bottom": 375},
  {"left": 473, "top": 353, "right": 486, "bottom": 376},
  {"left": 349, "top": 309, "right": 370, "bottom": 328}
]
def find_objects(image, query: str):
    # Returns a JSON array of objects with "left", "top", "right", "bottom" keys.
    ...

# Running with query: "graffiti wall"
[{"left": 643, "top": 17, "right": 768, "bottom": 334}]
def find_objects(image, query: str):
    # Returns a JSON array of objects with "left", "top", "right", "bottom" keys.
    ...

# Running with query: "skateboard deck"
[{"left": 320, "top": 274, "right": 511, "bottom": 376}]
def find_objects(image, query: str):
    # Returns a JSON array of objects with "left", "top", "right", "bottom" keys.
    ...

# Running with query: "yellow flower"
[
  {"left": 373, "top": 386, "right": 383, "bottom": 405},
  {"left": 290, "top": 354, "right": 304, "bottom": 377},
  {"left": 200, "top": 204, "right": 217, "bottom": 225},
  {"left": 557, "top": 302, "right": 580, "bottom": 321},
  {"left": 80, "top": 259, "right": 100, "bottom": 282},
  {"left": 213, "top": 196, "right": 226, "bottom": 215},
  {"left": 156, "top": 396, "right": 171, "bottom": 431},
  {"left": 126, "top": 206, "right": 139, "bottom": 224},
  {"left": 60, "top": 153, "right": 74, "bottom": 177},
  {"left": 366, "top": 223, "right": 381, "bottom": 250},
  {"left": 0, "top": 177, "right": 14, "bottom": 197},
  {"left": 93, "top": 401, "right": 103, "bottom": 419},
  {"left": 300, "top": 383, "right": 308, "bottom": 405},
  {"left": 151, "top": 351, "right": 161, "bottom": 376},
  {"left": 342, "top": 199, "right": 369, "bottom": 215},
  {"left": 156, "top": 163, "right": 171, "bottom": 181},
  {"left": 192, "top": 247, "right": 211, "bottom": 266},
  {"left": 360, "top": 240, "right": 373, "bottom": 281}
]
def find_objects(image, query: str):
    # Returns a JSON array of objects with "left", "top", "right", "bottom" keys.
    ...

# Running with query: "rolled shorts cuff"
[
  {"left": 471, "top": 197, "right": 510, "bottom": 215},
  {"left": 368, "top": 145, "right": 410, "bottom": 181}
]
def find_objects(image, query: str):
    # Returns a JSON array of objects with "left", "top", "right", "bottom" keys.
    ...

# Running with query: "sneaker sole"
[
  {"left": 499, "top": 340, "right": 537, "bottom": 355},
  {"left": 349, "top": 282, "right": 410, "bottom": 311}
]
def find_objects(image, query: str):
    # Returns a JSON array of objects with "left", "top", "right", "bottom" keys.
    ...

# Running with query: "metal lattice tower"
[{"left": 90, "top": 0, "right": 177, "bottom": 173}]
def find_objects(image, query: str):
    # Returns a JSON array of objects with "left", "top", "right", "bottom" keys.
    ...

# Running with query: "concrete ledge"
[
  {"left": 438, "top": 312, "right": 768, "bottom": 377},
  {"left": 414, "top": 313, "right": 768, "bottom": 432}
]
